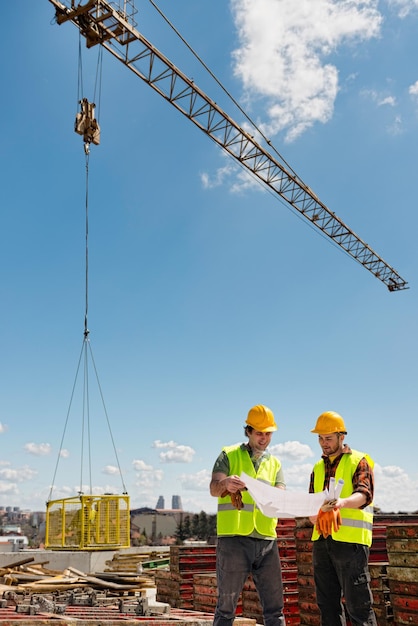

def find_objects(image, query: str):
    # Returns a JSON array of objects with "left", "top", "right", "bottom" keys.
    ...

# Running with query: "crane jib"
[{"left": 47, "top": 0, "right": 408, "bottom": 292}]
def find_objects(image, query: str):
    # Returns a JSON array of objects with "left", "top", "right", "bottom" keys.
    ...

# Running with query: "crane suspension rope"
[{"left": 47, "top": 42, "right": 127, "bottom": 502}]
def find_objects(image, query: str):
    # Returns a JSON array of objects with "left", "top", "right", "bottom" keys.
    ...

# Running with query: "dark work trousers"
[
  {"left": 313, "top": 536, "right": 377, "bottom": 626},
  {"left": 213, "top": 536, "right": 286, "bottom": 626}
]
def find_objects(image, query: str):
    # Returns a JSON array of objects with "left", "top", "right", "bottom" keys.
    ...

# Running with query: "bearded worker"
[{"left": 309, "top": 410, "right": 377, "bottom": 626}]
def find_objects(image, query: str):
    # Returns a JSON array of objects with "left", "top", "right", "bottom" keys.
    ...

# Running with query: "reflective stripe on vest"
[
  {"left": 311, "top": 449, "right": 374, "bottom": 546},
  {"left": 217, "top": 445, "right": 281, "bottom": 538}
]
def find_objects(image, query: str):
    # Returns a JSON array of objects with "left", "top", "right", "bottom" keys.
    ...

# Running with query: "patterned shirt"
[{"left": 309, "top": 444, "right": 374, "bottom": 507}]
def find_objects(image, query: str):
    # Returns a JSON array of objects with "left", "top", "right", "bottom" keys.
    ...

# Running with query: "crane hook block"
[{"left": 75, "top": 98, "right": 100, "bottom": 147}]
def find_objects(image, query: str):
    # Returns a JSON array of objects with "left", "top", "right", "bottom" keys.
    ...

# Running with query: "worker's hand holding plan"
[{"left": 240, "top": 472, "right": 326, "bottom": 518}]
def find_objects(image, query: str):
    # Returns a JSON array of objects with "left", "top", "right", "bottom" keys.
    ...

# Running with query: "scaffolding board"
[{"left": 45, "top": 494, "right": 130, "bottom": 550}]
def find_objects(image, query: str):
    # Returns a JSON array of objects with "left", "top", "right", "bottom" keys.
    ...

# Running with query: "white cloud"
[
  {"left": 180, "top": 469, "right": 212, "bottom": 491},
  {"left": 0, "top": 481, "right": 19, "bottom": 496},
  {"left": 409, "top": 80, "right": 418, "bottom": 97},
  {"left": 132, "top": 459, "right": 153, "bottom": 472},
  {"left": 201, "top": 162, "right": 236, "bottom": 189},
  {"left": 102, "top": 465, "right": 120, "bottom": 475},
  {"left": 361, "top": 89, "right": 397, "bottom": 107},
  {"left": 153, "top": 440, "right": 196, "bottom": 463},
  {"left": 378, "top": 96, "right": 396, "bottom": 107},
  {"left": 201, "top": 152, "right": 263, "bottom": 194},
  {"left": 159, "top": 446, "right": 195, "bottom": 463},
  {"left": 0, "top": 422, "right": 7, "bottom": 434},
  {"left": 282, "top": 463, "right": 313, "bottom": 489},
  {"left": 0, "top": 466, "right": 37, "bottom": 482},
  {"left": 24, "top": 442, "right": 52, "bottom": 456},
  {"left": 48, "top": 484, "right": 79, "bottom": 499},
  {"left": 59, "top": 449, "right": 70, "bottom": 458},
  {"left": 133, "top": 470, "right": 164, "bottom": 491},
  {"left": 132, "top": 459, "right": 164, "bottom": 493},
  {"left": 230, "top": 0, "right": 382, "bottom": 141},
  {"left": 270, "top": 440, "right": 315, "bottom": 461},
  {"left": 152, "top": 440, "right": 177, "bottom": 449},
  {"left": 387, "top": 0, "right": 418, "bottom": 18},
  {"left": 374, "top": 463, "right": 418, "bottom": 513}
]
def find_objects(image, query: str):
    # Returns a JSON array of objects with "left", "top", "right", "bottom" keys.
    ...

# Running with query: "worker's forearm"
[
  {"left": 338, "top": 491, "right": 367, "bottom": 510},
  {"left": 210, "top": 474, "right": 246, "bottom": 497},
  {"left": 210, "top": 478, "right": 229, "bottom": 497}
]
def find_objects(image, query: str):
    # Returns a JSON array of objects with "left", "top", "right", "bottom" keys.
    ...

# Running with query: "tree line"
[{"left": 175, "top": 511, "right": 217, "bottom": 543}]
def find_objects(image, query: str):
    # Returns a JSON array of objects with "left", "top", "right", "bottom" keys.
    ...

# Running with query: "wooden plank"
[
  {"left": 67, "top": 566, "right": 140, "bottom": 590},
  {"left": 387, "top": 538, "right": 418, "bottom": 552},
  {"left": 388, "top": 553, "right": 418, "bottom": 567},
  {"left": 389, "top": 579, "right": 418, "bottom": 596},
  {"left": 391, "top": 594, "right": 418, "bottom": 612},
  {"left": 386, "top": 524, "right": 418, "bottom": 539},
  {"left": 387, "top": 566, "right": 418, "bottom": 582},
  {"left": 1, "top": 557, "right": 35, "bottom": 569}
]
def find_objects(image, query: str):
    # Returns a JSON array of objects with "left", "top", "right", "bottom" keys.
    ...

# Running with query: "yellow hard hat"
[
  {"left": 311, "top": 411, "right": 347, "bottom": 435},
  {"left": 246, "top": 405, "right": 277, "bottom": 432}
]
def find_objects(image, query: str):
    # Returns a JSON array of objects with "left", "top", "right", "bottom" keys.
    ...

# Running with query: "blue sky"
[{"left": 1, "top": 0, "right": 417, "bottom": 517}]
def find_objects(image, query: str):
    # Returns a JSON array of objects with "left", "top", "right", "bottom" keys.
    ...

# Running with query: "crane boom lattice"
[{"left": 48, "top": 0, "right": 408, "bottom": 292}]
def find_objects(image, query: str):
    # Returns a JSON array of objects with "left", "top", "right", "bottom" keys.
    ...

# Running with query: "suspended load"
[
  {"left": 75, "top": 97, "right": 100, "bottom": 148},
  {"left": 45, "top": 494, "right": 130, "bottom": 551}
]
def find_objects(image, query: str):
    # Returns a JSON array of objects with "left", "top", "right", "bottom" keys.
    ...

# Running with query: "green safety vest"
[
  {"left": 217, "top": 444, "right": 281, "bottom": 538},
  {"left": 311, "top": 449, "right": 374, "bottom": 546}
]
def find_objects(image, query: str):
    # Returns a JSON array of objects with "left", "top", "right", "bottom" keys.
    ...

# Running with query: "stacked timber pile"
[
  {"left": 186, "top": 520, "right": 299, "bottom": 624},
  {"left": 155, "top": 545, "right": 217, "bottom": 609},
  {"left": 104, "top": 547, "right": 170, "bottom": 574},
  {"left": 192, "top": 573, "right": 220, "bottom": 614},
  {"left": 277, "top": 518, "right": 299, "bottom": 626},
  {"left": 368, "top": 515, "right": 393, "bottom": 625},
  {"left": 368, "top": 562, "right": 392, "bottom": 625},
  {"left": 294, "top": 518, "right": 317, "bottom": 626},
  {"left": 386, "top": 522, "right": 418, "bottom": 625}
]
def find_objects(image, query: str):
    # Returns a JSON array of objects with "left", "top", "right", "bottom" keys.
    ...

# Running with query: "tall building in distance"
[
  {"left": 172, "top": 495, "right": 182, "bottom": 510},
  {"left": 155, "top": 495, "right": 165, "bottom": 510}
]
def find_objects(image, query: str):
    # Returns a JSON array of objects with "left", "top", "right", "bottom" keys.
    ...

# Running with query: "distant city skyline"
[{"left": 155, "top": 495, "right": 183, "bottom": 510}]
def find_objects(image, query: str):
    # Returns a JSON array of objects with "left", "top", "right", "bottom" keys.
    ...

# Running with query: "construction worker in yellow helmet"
[
  {"left": 210, "top": 404, "right": 286, "bottom": 626},
  {"left": 309, "top": 410, "right": 377, "bottom": 625}
]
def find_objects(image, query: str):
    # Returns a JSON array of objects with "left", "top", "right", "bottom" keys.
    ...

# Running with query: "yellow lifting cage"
[{"left": 45, "top": 494, "right": 130, "bottom": 550}]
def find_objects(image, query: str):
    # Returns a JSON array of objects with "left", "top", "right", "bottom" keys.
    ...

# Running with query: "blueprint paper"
[{"left": 240, "top": 472, "right": 326, "bottom": 518}]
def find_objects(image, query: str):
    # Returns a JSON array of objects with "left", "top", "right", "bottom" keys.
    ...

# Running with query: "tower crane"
[{"left": 47, "top": 0, "right": 408, "bottom": 292}]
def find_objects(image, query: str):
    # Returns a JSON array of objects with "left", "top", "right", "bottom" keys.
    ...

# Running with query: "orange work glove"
[
  {"left": 220, "top": 490, "right": 243, "bottom": 510},
  {"left": 316, "top": 508, "right": 342, "bottom": 537},
  {"left": 332, "top": 508, "right": 342, "bottom": 532},
  {"left": 316, "top": 509, "right": 332, "bottom": 537}
]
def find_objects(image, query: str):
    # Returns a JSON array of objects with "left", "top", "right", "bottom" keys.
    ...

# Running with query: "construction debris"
[{"left": 0, "top": 553, "right": 166, "bottom": 619}]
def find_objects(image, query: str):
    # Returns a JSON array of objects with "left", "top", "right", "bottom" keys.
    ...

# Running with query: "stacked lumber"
[
  {"left": 156, "top": 545, "right": 217, "bottom": 609},
  {"left": 104, "top": 548, "right": 169, "bottom": 574},
  {"left": 192, "top": 573, "right": 218, "bottom": 613},
  {"left": 368, "top": 563, "right": 393, "bottom": 625},
  {"left": 276, "top": 518, "right": 299, "bottom": 626},
  {"left": 386, "top": 522, "right": 418, "bottom": 626},
  {"left": 191, "top": 572, "right": 243, "bottom": 615},
  {"left": 294, "top": 519, "right": 318, "bottom": 626}
]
